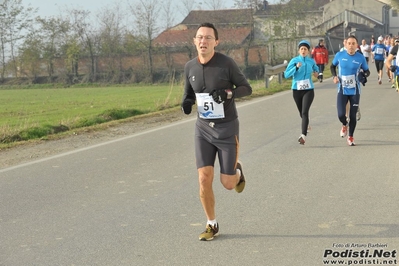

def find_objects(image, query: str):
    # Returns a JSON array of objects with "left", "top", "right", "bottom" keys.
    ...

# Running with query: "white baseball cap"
[{"left": 378, "top": 36, "right": 384, "bottom": 41}]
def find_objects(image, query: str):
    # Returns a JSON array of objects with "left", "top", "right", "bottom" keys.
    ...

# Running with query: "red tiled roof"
[
  {"left": 153, "top": 26, "right": 196, "bottom": 47},
  {"left": 153, "top": 26, "right": 252, "bottom": 47}
]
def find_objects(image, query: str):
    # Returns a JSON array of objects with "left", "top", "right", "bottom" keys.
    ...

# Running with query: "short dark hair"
[
  {"left": 347, "top": 35, "right": 358, "bottom": 43},
  {"left": 197, "top": 22, "right": 219, "bottom": 40}
]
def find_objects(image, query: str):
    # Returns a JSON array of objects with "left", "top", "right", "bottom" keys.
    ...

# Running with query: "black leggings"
[
  {"left": 293, "top": 89, "right": 314, "bottom": 135},
  {"left": 337, "top": 92, "right": 359, "bottom": 137},
  {"left": 317, "top": 64, "right": 325, "bottom": 79}
]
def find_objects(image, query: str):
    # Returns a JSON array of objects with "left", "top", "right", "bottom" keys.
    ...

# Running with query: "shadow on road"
[{"left": 219, "top": 224, "right": 399, "bottom": 240}]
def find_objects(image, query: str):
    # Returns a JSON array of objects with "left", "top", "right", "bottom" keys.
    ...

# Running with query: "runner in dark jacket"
[{"left": 181, "top": 22, "right": 252, "bottom": 241}]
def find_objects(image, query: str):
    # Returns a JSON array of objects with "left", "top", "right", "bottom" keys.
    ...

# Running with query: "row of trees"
[
  {"left": 5, "top": 0, "right": 187, "bottom": 84},
  {"left": 0, "top": 0, "right": 307, "bottom": 84},
  {"left": 0, "top": 0, "right": 276, "bottom": 84}
]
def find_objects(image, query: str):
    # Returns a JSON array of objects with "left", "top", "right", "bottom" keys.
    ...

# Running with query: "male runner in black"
[{"left": 181, "top": 22, "right": 252, "bottom": 241}]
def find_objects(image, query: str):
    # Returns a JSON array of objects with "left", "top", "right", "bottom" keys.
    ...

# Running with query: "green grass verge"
[{"left": 0, "top": 71, "right": 331, "bottom": 148}]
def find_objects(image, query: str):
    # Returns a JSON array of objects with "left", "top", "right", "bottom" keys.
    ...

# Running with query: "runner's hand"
[
  {"left": 358, "top": 71, "right": 367, "bottom": 86},
  {"left": 209, "top": 89, "right": 227, "bottom": 104},
  {"left": 390, "top": 65, "right": 397, "bottom": 72},
  {"left": 181, "top": 100, "right": 192, "bottom": 114}
]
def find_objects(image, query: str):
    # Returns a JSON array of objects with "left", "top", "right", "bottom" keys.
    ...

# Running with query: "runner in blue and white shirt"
[
  {"left": 371, "top": 36, "right": 387, "bottom": 84},
  {"left": 330, "top": 35, "right": 370, "bottom": 146}
]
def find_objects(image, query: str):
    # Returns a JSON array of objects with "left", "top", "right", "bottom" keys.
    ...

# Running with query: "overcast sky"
[
  {"left": 27, "top": 0, "right": 235, "bottom": 17},
  {"left": 25, "top": 0, "right": 279, "bottom": 24}
]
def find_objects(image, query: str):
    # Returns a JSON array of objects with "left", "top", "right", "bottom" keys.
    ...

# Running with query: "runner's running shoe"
[
  {"left": 298, "top": 134, "right": 306, "bottom": 145},
  {"left": 199, "top": 223, "right": 219, "bottom": 241},
  {"left": 392, "top": 84, "right": 395, "bottom": 89},
  {"left": 235, "top": 161, "right": 245, "bottom": 193},
  {"left": 347, "top": 136, "right": 355, "bottom": 146},
  {"left": 340, "top": 125, "right": 348, "bottom": 138}
]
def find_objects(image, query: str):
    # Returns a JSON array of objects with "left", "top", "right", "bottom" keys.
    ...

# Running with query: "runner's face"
[
  {"left": 194, "top": 27, "right": 218, "bottom": 57},
  {"left": 299, "top": 46, "right": 309, "bottom": 57},
  {"left": 346, "top": 38, "right": 357, "bottom": 55}
]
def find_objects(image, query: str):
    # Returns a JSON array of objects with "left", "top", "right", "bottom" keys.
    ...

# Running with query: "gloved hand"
[
  {"left": 209, "top": 89, "right": 227, "bottom": 104},
  {"left": 390, "top": 65, "right": 397, "bottom": 72},
  {"left": 358, "top": 71, "right": 367, "bottom": 86},
  {"left": 181, "top": 100, "right": 192, "bottom": 115}
]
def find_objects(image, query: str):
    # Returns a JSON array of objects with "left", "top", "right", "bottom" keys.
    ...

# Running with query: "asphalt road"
[{"left": 1, "top": 71, "right": 399, "bottom": 266}]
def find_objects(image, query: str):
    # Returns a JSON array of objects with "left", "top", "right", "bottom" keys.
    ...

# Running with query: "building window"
[
  {"left": 393, "top": 9, "right": 398, "bottom": 17},
  {"left": 298, "top": 25, "right": 306, "bottom": 35},
  {"left": 274, "top": 26, "right": 281, "bottom": 36}
]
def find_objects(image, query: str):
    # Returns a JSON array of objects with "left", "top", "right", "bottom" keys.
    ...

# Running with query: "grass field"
[
  {"left": 0, "top": 70, "right": 330, "bottom": 146},
  {"left": 0, "top": 83, "right": 184, "bottom": 143},
  {"left": 1, "top": 85, "right": 181, "bottom": 126}
]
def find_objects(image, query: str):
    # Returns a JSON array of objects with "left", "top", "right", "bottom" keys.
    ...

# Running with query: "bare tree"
[
  {"left": 62, "top": 38, "right": 80, "bottom": 82},
  {"left": 18, "top": 31, "right": 41, "bottom": 82},
  {"left": 162, "top": 0, "right": 176, "bottom": 29},
  {"left": 265, "top": 0, "right": 315, "bottom": 62},
  {"left": 204, "top": 0, "right": 226, "bottom": 10},
  {"left": 128, "top": 0, "right": 161, "bottom": 83},
  {"left": 0, "top": 0, "right": 36, "bottom": 79},
  {"left": 270, "top": 0, "right": 314, "bottom": 39},
  {"left": 35, "top": 17, "right": 70, "bottom": 81},
  {"left": 178, "top": 0, "right": 196, "bottom": 18},
  {"left": 96, "top": 3, "right": 128, "bottom": 83},
  {"left": 66, "top": 9, "right": 99, "bottom": 82}
]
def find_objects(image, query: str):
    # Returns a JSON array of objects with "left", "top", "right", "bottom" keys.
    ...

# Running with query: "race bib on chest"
[
  {"left": 195, "top": 93, "right": 225, "bottom": 119},
  {"left": 341, "top": 74, "right": 356, "bottom": 95},
  {"left": 376, "top": 48, "right": 384, "bottom": 55},
  {"left": 296, "top": 79, "right": 311, "bottom": 90},
  {"left": 341, "top": 75, "right": 356, "bottom": 89}
]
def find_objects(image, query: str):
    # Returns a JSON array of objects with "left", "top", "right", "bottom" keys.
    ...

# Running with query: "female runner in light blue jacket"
[{"left": 284, "top": 40, "right": 319, "bottom": 145}]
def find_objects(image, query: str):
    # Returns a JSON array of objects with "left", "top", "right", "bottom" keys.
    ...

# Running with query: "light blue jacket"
[{"left": 284, "top": 55, "right": 319, "bottom": 90}]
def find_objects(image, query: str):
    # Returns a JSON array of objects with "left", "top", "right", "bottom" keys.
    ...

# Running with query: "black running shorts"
[
  {"left": 375, "top": 60, "right": 384, "bottom": 72},
  {"left": 194, "top": 118, "right": 239, "bottom": 175}
]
